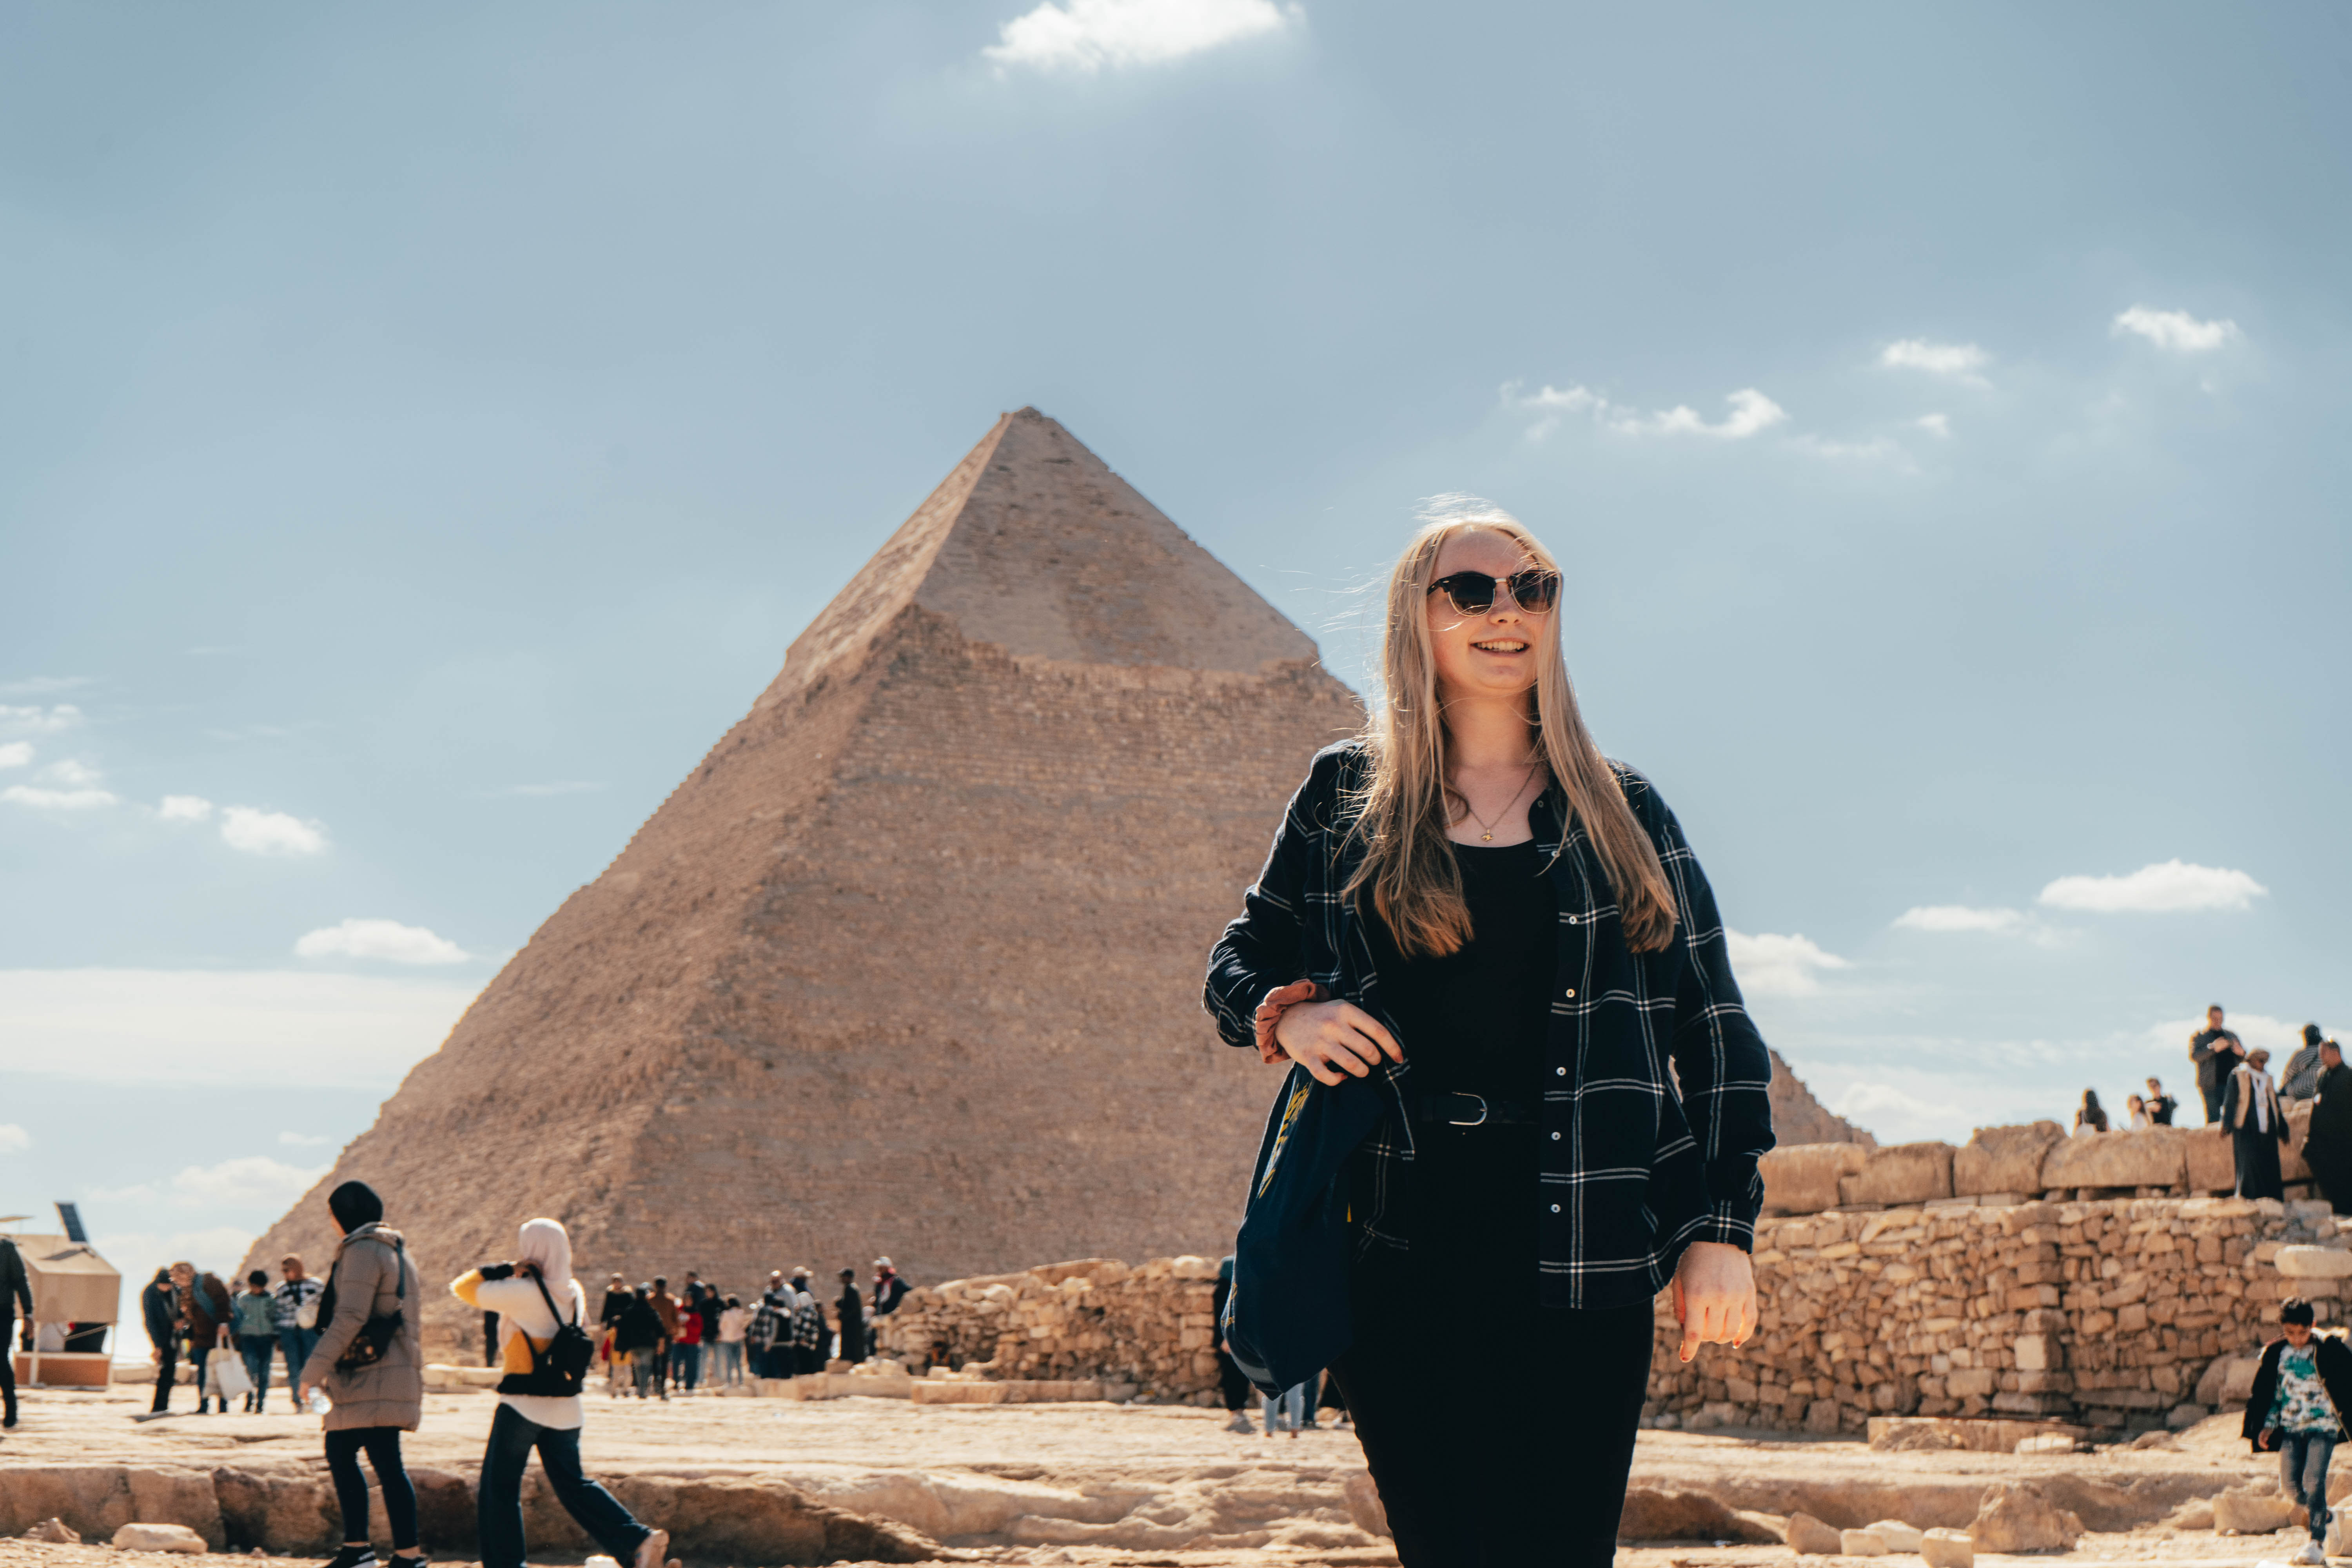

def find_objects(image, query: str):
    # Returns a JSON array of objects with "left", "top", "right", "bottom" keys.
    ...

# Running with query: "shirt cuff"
[{"left": 1692, "top": 1203, "right": 1757, "bottom": 1253}]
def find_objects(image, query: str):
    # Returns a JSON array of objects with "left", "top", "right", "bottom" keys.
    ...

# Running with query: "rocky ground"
[{"left": 0, "top": 1381, "right": 2331, "bottom": 1564}]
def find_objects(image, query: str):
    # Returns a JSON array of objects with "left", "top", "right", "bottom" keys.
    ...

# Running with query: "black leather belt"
[{"left": 1412, "top": 1091, "right": 1538, "bottom": 1127}]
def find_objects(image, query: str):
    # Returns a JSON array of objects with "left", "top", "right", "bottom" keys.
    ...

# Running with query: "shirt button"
[
  {"left": 1555, "top": 1066, "right": 1566, "bottom": 1076},
  {"left": 1564, "top": 988, "right": 1576, "bottom": 998},
  {"left": 1550, "top": 1204, "right": 1561, "bottom": 1213},
  {"left": 1551, "top": 1131, "right": 1561, "bottom": 1140}
]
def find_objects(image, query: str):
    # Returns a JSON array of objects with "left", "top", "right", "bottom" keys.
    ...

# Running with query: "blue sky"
[{"left": 2, "top": 1, "right": 2346, "bottom": 1323}]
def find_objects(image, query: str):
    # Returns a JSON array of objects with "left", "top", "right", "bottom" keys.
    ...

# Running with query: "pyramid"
[{"left": 245, "top": 409, "right": 1363, "bottom": 1354}]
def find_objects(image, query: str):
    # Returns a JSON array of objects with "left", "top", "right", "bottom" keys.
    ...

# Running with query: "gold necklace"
[{"left": 1455, "top": 757, "right": 1543, "bottom": 842}]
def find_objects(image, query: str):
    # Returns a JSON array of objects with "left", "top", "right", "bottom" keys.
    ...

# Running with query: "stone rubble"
[{"left": 874, "top": 1256, "right": 1224, "bottom": 1402}]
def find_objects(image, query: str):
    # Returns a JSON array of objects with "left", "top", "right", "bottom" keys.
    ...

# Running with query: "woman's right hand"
[{"left": 1274, "top": 1000, "right": 1402, "bottom": 1086}]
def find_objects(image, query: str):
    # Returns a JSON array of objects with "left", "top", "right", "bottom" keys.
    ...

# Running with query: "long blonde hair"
[{"left": 1342, "top": 500, "right": 1677, "bottom": 957}]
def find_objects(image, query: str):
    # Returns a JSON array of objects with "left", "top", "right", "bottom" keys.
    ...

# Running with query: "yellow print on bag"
[{"left": 1257, "top": 1078, "right": 1314, "bottom": 1199}]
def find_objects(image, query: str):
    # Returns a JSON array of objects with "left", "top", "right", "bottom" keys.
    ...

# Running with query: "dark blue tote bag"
[{"left": 1221, "top": 1060, "right": 1393, "bottom": 1396}]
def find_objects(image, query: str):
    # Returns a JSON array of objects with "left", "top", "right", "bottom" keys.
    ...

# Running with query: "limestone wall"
[
  {"left": 1650, "top": 1194, "right": 2340, "bottom": 1438},
  {"left": 873, "top": 1256, "right": 1225, "bottom": 1402}
]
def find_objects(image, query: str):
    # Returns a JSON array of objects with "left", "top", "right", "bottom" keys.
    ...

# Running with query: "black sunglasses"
[{"left": 1427, "top": 568, "right": 1560, "bottom": 616}]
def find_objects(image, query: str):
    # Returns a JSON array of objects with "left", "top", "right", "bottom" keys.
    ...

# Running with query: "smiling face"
[{"left": 1425, "top": 528, "right": 1551, "bottom": 706}]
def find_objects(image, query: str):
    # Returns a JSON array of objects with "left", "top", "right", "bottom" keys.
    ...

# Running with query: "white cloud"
[
  {"left": 2037, "top": 858, "right": 2266, "bottom": 913},
  {"left": 2, "top": 784, "right": 119, "bottom": 810},
  {"left": 157, "top": 794, "right": 214, "bottom": 823},
  {"left": 1893, "top": 904, "right": 2025, "bottom": 933},
  {"left": 1509, "top": 382, "right": 1788, "bottom": 441},
  {"left": 0, "top": 968, "right": 483, "bottom": 1088},
  {"left": 984, "top": 0, "right": 1295, "bottom": 72},
  {"left": 2112, "top": 305, "right": 2239, "bottom": 353},
  {"left": 279, "top": 1131, "right": 332, "bottom": 1147},
  {"left": 1880, "top": 339, "right": 1990, "bottom": 386},
  {"left": 0, "top": 742, "right": 29, "bottom": 769},
  {"left": 1789, "top": 433, "right": 1912, "bottom": 467},
  {"left": 1913, "top": 413, "right": 1951, "bottom": 438},
  {"left": 0, "top": 677, "right": 92, "bottom": 697},
  {"left": 0, "top": 1123, "right": 29, "bottom": 1153},
  {"left": 0, "top": 704, "right": 84, "bottom": 734},
  {"left": 38, "top": 759, "right": 102, "bottom": 786},
  {"left": 1725, "top": 929, "right": 1850, "bottom": 998},
  {"left": 94, "top": 1155, "right": 330, "bottom": 1212},
  {"left": 220, "top": 806, "right": 328, "bottom": 857},
  {"left": 296, "top": 918, "right": 469, "bottom": 965},
  {"left": 1832, "top": 1080, "right": 1941, "bottom": 1126}
]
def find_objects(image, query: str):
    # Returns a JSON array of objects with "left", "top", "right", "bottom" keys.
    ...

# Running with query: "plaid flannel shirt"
[{"left": 1203, "top": 742, "right": 1774, "bottom": 1310}]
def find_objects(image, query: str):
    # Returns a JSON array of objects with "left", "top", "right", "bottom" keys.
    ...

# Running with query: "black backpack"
[{"left": 498, "top": 1272, "right": 597, "bottom": 1398}]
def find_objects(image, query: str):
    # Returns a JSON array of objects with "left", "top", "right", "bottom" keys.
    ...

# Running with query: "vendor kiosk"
[{"left": 3, "top": 1225, "right": 121, "bottom": 1388}]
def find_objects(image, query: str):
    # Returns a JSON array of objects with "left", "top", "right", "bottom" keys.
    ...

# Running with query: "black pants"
[
  {"left": 479, "top": 1403, "right": 649, "bottom": 1568},
  {"left": 2236, "top": 1127, "right": 2287, "bottom": 1200},
  {"left": 325, "top": 1426, "right": 418, "bottom": 1552},
  {"left": 152, "top": 1339, "right": 179, "bottom": 1412},
  {"left": 1332, "top": 1121, "right": 1656, "bottom": 1568},
  {"left": 2, "top": 1320, "right": 16, "bottom": 1424}
]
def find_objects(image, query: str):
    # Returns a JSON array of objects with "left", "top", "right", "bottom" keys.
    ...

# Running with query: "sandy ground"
[{"left": 0, "top": 1381, "right": 2325, "bottom": 1565}]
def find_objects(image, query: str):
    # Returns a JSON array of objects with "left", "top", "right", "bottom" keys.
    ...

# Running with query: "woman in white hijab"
[{"left": 452, "top": 1220, "right": 670, "bottom": 1568}]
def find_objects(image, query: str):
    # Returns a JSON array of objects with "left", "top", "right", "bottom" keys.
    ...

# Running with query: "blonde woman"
[{"left": 1206, "top": 501, "right": 1773, "bottom": 1567}]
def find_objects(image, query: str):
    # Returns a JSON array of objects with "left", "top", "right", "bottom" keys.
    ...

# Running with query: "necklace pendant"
[{"left": 1482, "top": 832, "right": 1493, "bottom": 841}]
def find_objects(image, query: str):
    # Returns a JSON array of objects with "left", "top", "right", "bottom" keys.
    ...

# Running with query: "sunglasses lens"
[
  {"left": 1511, "top": 571, "right": 1560, "bottom": 612},
  {"left": 1444, "top": 574, "right": 1495, "bottom": 613}
]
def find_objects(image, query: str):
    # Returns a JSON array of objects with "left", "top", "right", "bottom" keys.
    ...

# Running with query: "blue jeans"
[
  {"left": 2283, "top": 1430, "right": 2336, "bottom": 1542},
  {"left": 479, "top": 1403, "right": 650, "bottom": 1568},
  {"left": 1262, "top": 1382, "right": 1307, "bottom": 1435},
  {"left": 240, "top": 1342, "right": 273, "bottom": 1408},
  {"left": 711, "top": 1341, "right": 744, "bottom": 1384},
  {"left": 278, "top": 1328, "right": 319, "bottom": 1403}
]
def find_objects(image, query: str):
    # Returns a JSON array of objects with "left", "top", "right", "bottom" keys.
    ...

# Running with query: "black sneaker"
[{"left": 320, "top": 1547, "right": 379, "bottom": 1568}]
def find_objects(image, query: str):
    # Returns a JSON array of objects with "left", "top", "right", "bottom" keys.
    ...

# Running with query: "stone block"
[
  {"left": 112, "top": 1524, "right": 207, "bottom": 1554},
  {"left": 1838, "top": 1142, "right": 1956, "bottom": 1207},
  {"left": 1866, "top": 1519, "right": 1924, "bottom": 1552},
  {"left": 2185, "top": 1127, "right": 2237, "bottom": 1192},
  {"left": 2278, "top": 1245, "right": 2352, "bottom": 1279},
  {"left": 1953, "top": 1122, "right": 2063, "bottom": 1196},
  {"left": 2014, "top": 1334, "right": 2063, "bottom": 1372},
  {"left": 1840, "top": 1527, "right": 1889, "bottom": 1555},
  {"left": 2038, "top": 1127, "right": 2186, "bottom": 1191},
  {"left": 1617, "top": 1487, "right": 1779, "bottom": 1543},
  {"left": 1762, "top": 1143, "right": 1869, "bottom": 1215},
  {"left": 1342, "top": 1472, "right": 1389, "bottom": 1539},
  {"left": 1920, "top": 1526, "right": 1975, "bottom": 1567},
  {"left": 2214, "top": 1488, "right": 2304, "bottom": 1535},
  {"left": 1967, "top": 1483, "right": 2081, "bottom": 1552},
  {"left": 1786, "top": 1512, "right": 1844, "bottom": 1554}
]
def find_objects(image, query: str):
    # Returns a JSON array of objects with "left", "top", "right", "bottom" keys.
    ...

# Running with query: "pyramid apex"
[{"left": 777, "top": 412, "right": 1314, "bottom": 695}]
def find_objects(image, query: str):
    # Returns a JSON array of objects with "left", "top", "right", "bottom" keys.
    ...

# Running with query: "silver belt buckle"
[{"left": 1448, "top": 1093, "right": 1489, "bottom": 1127}]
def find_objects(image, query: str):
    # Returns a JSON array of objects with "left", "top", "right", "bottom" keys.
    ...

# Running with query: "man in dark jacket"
[
  {"left": 141, "top": 1268, "right": 181, "bottom": 1413},
  {"left": 0, "top": 1234, "right": 32, "bottom": 1428},
  {"left": 171, "top": 1262, "right": 234, "bottom": 1415},
  {"left": 2243, "top": 1298, "right": 2352, "bottom": 1562},
  {"left": 2193, "top": 1005, "right": 2246, "bottom": 1123},
  {"left": 2303, "top": 1042, "right": 2352, "bottom": 1214},
  {"left": 835, "top": 1270, "right": 866, "bottom": 1366}
]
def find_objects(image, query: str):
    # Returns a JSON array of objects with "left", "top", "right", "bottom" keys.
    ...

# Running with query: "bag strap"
[{"left": 530, "top": 1270, "right": 577, "bottom": 1328}]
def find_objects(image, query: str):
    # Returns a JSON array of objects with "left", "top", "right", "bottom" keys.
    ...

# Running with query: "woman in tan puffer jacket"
[{"left": 296, "top": 1181, "right": 423, "bottom": 1568}]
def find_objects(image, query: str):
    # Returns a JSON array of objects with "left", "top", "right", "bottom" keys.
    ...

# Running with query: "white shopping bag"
[{"left": 209, "top": 1351, "right": 254, "bottom": 1402}]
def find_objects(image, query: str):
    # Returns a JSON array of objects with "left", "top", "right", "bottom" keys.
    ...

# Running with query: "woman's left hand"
[{"left": 1671, "top": 1241, "right": 1756, "bottom": 1363}]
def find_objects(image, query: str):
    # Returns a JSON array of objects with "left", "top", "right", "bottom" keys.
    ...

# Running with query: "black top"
[{"left": 1363, "top": 840, "right": 1557, "bottom": 1101}]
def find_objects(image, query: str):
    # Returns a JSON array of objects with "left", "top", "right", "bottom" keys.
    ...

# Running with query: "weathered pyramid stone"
[{"left": 245, "top": 409, "right": 1362, "bottom": 1352}]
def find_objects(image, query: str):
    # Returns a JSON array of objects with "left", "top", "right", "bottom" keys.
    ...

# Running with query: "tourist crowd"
[
  {"left": 2063, "top": 1003, "right": 2350, "bottom": 1209},
  {"left": 130, "top": 1252, "right": 912, "bottom": 1416}
]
